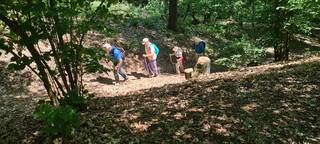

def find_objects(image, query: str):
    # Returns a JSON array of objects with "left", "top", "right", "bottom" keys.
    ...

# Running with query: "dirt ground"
[{"left": 1, "top": 49, "right": 320, "bottom": 143}]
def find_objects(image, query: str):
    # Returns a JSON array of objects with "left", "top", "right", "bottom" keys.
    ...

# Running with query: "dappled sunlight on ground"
[
  {"left": 69, "top": 57, "right": 320, "bottom": 143},
  {"left": 0, "top": 54, "right": 319, "bottom": 143},
  {"left": 0, "top": 59, "right": 45, "bottom": 143}
]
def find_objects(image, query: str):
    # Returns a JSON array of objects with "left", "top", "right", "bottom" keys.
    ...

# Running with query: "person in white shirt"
[
  {"left": 142, "top": 38, "right": 159, "bottom": 77},
  {"left": 172, "top": 46, "right": 184, "bottom": 74}
]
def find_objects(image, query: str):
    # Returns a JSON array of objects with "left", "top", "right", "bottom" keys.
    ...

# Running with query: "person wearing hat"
[
  {"left": 103, "top": 43, "right": 128, "bottom": 84},
  {"left": 142, "top": 38, "right": 159, "bottom": 77},
  {"left": 171, "top": 46, "right": 184, "bottom": 74},
  {"left": 192, "top": 37, "right": 206, "bottom": 56}
]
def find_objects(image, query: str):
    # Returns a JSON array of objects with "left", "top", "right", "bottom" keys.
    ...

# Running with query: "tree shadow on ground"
[
  {"left": 91, "top": 76, "right": 114, "bottom": 85},
  {"left": 72, "top": 60, "right": 320, "bottom": 143},
  {"left": 0, "top": 61, "right": 34, "bottom": 96},
  {"left": 289, "top": 37, "right": 320, "bottom": 59},
  {"left": 129, "top": 72, "right": 148, "bottom": 79},
  {"left": 0, "top": 60, "right": 43, "bottom": 143}
]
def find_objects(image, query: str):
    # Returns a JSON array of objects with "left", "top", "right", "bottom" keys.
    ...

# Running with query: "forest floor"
[
  {"left": 77, "top": 56, "right": 320, "bottom": 144},
  {"left": 0, "top": 52, "right": 319, "bottom": 143}
]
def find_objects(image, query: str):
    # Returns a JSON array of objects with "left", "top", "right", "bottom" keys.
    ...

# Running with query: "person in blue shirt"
[
  {"left": 192, "top": 37, "right": 206, "bottom": 56},
  {"left": 103, "top": 43, "right": 128, "bottom": 84}
]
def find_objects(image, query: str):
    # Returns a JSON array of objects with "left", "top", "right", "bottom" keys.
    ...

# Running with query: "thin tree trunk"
[
  {"left": 273, "top": 0, "right": 289, "bottom": 61},
  {"left": 26, "top": 45, "right": 59, "bottom": 106},
  {"left": 273, "top": 0, "right": 281, "bottom": 61},
  {"left": 42, "top": 58, "right": 66, "bottom": 96},
  {"left": 168, "top": 0, "right": 178, "bottom": 30},
  {"left": 48, "top": 38, "right": 71, "bottom": 93},
  {"left": 0, "top": 13, "right": 59, "bottom": 106},
  {"left": 251, "top": 0, "right": 255, "bottom": 28},
  {"left": 283, "top": 31, "right": 289, "bottom": 60}
]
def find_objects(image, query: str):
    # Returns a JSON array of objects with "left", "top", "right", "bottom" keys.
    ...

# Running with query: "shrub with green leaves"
[
  {"left": 82, "top": 47, "right": 110, "bottom": 74},
  {"left": 214, "top": 57, "right": 237, "bottom": 69},
  {"left": 108, "top": 1, "right": 166, "bottom": 29},
  {"left": 59, "top": 90, "right": 88, "bottom": 111},
  {"left": 215, "top": 36, "right": 266, "bottom": 68},
  {"left": 34, "top": 101, "right": 80, "bottom": 138}
]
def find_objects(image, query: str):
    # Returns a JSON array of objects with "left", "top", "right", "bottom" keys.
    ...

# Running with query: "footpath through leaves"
[{"left": 0, "top": 57, "right": 320, "bottom": 143}]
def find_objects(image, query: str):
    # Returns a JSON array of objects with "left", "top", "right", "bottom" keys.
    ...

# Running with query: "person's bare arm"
[{"left": 143, "top": 52, "right": 155, "bottom": 57}]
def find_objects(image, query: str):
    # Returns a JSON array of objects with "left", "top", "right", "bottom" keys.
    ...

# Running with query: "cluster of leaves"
[
  {"left": 215, "top": 36, "right": 266, "bottom": 68},
  {"left": 82, "top": 47, "right": 110, "bottom": 73},
  {"left": 0, "top": 0, "right": 116, "bottom": 140},
  {"left": 34, "top": 101, "right": 80, "bottom": 138},
  {"left": 33, "top": 88, "right": 95, "bottom": 138},
  {"left": 178, "top": 0, "right": 319, "bottom": 61},
  {"left": 60, "top": 90, "right": 93, "bottom": 111},
  {"left": 179, "top": 0, "right": 227, "bottom": 22},
  {"left": 106, "top": 1, "right": 167, "bottom": 29}
]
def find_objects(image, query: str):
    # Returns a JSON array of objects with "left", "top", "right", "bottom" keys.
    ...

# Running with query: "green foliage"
[
  {"left": 59, "top": 90, "right": 92, "bottom": 111},
  {"left": 108, "top": 1, "right": 165, "bottom": 19},
  {"left": 0, "top": 0, "right": 116, "bottom": 107},
  {"left": 179, "top": 0, "right": 232, "bottom": 23},
  {"left": 281, "top": 0, "right": 315, "bottom": 34},
  {"left": 215, "top": 36, "right": 266, "bottom": 68},
  {"left": 7, "top": 56, "right": 33, "bottom": 71},
  {"left": 34, "top": 101, "right": 80, "bottom": 138},
  {"left": 214, "top": 57, "right": 237, "bottom": 69},
  {"left": 107, "top": 1, "right": 167, "bottom": 29},
  {"left": 143, "top": 0, "right": 166, "bottom": 17},
  {"left": 82, "top": 47, "right": 110, "bottom": 73}
]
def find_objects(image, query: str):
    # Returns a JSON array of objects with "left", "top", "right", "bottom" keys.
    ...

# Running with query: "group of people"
[{"left": 103, "top": 37, "right": 206, "bottom": 85}]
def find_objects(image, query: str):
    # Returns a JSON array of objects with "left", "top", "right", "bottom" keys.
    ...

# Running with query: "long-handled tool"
[
  {"left": 143, "top": 58, "right": 153, "bottom": 77},
  {"left": 169, "top": 54, "right": 177, "bottom": 73}
]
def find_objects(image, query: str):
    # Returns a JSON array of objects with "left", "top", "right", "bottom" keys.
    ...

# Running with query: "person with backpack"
[
  {"left": 192, "top": 36, "right": 206, "bottom": 56},
  {"left": 103, "top": 43, "right": 128, "bottom": 84},
  {"left": 170, "top": 46, "right": 184, "bottom": 74},
  {"left": 142, "top": 38, "right": 159, "bottom": 77}
]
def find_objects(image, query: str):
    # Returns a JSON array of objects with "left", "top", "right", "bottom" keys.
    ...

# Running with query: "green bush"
[
  {"left": 214, "top": 57, "right": 237, "bottom": 69},
  {"left": 82, "top": 47, "right": 110, "bottom": 74},
  {"left": 108, "top": 1, "right": 166, "bottom": 29},
  {"left": 108, "top": 1, "right": 165, "bottom": 19},
  {"left": 215, "top": 36, "right": 266, "bottom": 68},
  {"left": 34, "top": 101, "right": 80, "bottom": 138},
  {"left": 60, "top": 90, "right": 88, "bottom": 111}
]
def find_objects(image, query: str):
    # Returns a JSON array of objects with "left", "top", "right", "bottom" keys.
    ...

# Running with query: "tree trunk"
[
  {"left": 251, "top": 0, "right": 255, "bottom": 28},
  {"left": 48, "top": 38, "right": 71, "bottom": 93},
  {"left": 273, "top": 0, "right": 282, "bottom": 61},
  {"left": 0, "top": 13, "right": 59, "bottom": 106},
  {"left": 273, "top": 0, "right": 289, "bottom": 61},
  {"left": 283, "top": 31, "right": 289, "bottom": 60},
  {"left": 167, "top": 0, "right": 178, "bottom": 31}
]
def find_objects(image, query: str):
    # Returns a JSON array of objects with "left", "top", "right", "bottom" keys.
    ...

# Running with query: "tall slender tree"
[{"left": 168, "top": 0, "right": 178, "bottom": 30}]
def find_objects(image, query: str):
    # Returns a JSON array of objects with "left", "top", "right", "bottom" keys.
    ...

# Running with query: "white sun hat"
[
  {"left": 142, "top": 38, "right": 149, "bottom": 45},
  {"left": 103, "top": 43, "right": 112, "bottom": 49}
]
